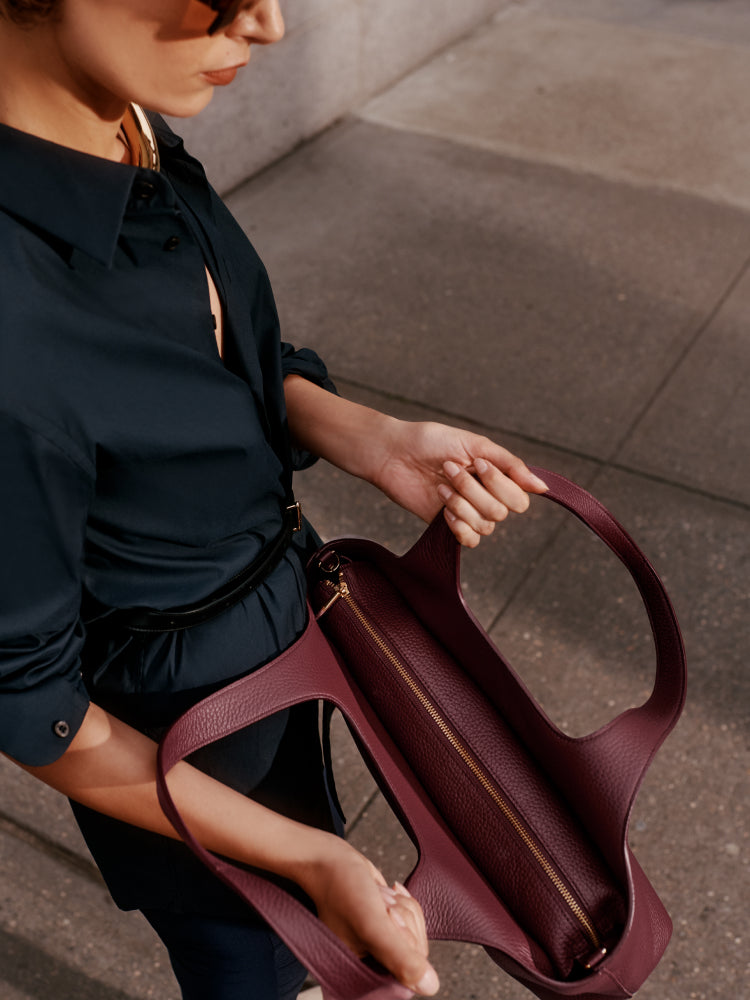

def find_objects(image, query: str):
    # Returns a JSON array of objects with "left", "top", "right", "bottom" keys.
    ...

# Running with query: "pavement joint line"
[
  {"left": 221, "top": 3, "right": 514, "bottom": 201},
  {"left": 353, "top": 117, "right": 750, "bottom": 217},
  {"left": 485, "top": 444, "right": 750, "bottom": 639},
  {"left": 0, "top": 811, "right": 104, "bottom": 887},
  {"left": 606, "top": 248, "right": 750, "bottom": 471},
  {"left": 518, "top": 0, "right": 750, "bottom": 56},
  {"left": 333, "top": 376, "right": 750, "bottom": 514},
  {"left": 606, "top": 462, "right": 750, "bottom": 515}
]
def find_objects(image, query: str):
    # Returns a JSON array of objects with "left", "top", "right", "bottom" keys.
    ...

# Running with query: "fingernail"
[
  {"left": 415, "top": 966, "right": 440, "bottom": 995},
  {"left": 379, "top": 885, "right": 398, "bottom": 903},
  {"left": 390, "top": 908, "right": 408, "bottom": 929},
  {"left": 444, "top": 509, "right": 457, "bottom": 523},
  {"left": 474, "top": 458, "right": 489, "bottom": 474},
  {"left": 393, "top": 881, "right": 411, "bottom": 898},
  {"left": 444, "top": 461, "right": 461, "bottom": 478},
  {"left": 437, "top": 484, "right": 452, "bottom": 503},
  {"left": 530, "top": 474, "right": 548, "bottom": 491}
]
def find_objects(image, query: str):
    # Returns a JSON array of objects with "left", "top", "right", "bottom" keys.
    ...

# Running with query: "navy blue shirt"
[{"left": 0, "top": 116, "right": 336, "bottom": 911}]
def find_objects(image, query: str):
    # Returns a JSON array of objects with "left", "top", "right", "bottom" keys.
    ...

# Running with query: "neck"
[{"left": 0, "top": 21, "right": 128, "bottom": 162}]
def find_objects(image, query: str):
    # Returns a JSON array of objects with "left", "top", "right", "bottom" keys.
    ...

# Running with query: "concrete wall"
[{"left": 172, "top": 0, "right": 511, "bottom": 194}]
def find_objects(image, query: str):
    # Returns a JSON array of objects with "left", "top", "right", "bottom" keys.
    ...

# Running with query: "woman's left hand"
[
  {"left": 373, "top": 420, "right": 548, "bottom": 547},
  {"left": 283, "top": 377, "right": 546, "bottom": 546}
]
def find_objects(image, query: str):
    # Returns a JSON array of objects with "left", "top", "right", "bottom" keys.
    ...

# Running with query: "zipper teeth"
[{"left": 325, "top": 577, "right": 602, "bottom": 951}]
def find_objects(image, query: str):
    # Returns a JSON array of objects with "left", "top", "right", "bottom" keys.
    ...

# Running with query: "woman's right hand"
[
  {"left": 292, "top": 835, "right": 440, "bottom": 996},
  {"left": 21, "top": 706, "right": 439, "bottom": 993}
]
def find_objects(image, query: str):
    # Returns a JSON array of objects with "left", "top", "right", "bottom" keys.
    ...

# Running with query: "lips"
[{"left": 202, "top": 66, "right": 240, "bottom": 86}]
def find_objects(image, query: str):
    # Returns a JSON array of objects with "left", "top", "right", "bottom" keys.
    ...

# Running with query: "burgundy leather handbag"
[{"left": 156, "top": 469, "right": 686, "bottom": 1000}]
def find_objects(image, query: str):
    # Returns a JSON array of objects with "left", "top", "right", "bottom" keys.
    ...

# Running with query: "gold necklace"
[{"left": 119, "top": 103, "right": 160, "bottom": 171}]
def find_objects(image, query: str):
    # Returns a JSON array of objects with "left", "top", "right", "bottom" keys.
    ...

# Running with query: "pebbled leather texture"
[
  {"left": 156, "top": 468, "right": 686, "bottom": 1000},
  {"left": 310, "top": 560, "right": 626, "bottom": 978}
]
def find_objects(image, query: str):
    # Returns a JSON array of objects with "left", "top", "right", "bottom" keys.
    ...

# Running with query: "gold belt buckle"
[{"left": 287, "top": 500, "right": 302, "bottom": 532}]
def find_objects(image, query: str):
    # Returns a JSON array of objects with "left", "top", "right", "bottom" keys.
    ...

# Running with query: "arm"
[
  {"left": 19, "top": 702, "right": 439, "bottom": 995},
  {"left": 0, "top": 417, "right": 438, "bottom": 993},
  {"left": 284, "top": 374, "right": 547, "bottom": 547}
]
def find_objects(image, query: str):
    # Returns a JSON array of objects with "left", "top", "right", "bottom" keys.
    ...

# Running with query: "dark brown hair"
[{"left": 0, "top": 0, "right": 61, "bottom": 27}]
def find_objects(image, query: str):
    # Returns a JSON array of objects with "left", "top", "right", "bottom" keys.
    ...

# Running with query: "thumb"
[{"left": 365, "top": 917, "right": 440, "bottom": 995}]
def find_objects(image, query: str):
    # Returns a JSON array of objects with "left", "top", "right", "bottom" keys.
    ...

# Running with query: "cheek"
[
  {"left": 56, "top": 0, "right": 214, "bottom": 110},
  {"left": 55, "top": 7, "right": 153, "bottom": 95}
]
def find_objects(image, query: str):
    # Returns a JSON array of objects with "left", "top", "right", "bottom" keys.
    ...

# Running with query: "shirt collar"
[{"left": 0, "top": 119, "right": 159, "bottom": 268}]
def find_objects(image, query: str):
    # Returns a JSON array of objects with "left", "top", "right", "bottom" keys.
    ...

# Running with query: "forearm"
[
  {"left": 20, "top": 702, "right": 337, "bottom": 886},
  {"left": 284, "top": 374, "right": 399, "bottom": 484},
  {"left": 19, "top": 701, "right": 439, "bottom": 991}
]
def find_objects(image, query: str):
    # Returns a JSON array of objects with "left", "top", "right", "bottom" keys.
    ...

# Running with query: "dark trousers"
[{"left": 143, "top": 909, "right": 309, "bottom": 1000}]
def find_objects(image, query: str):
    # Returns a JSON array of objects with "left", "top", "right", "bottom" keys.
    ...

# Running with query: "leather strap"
[{"left": 116, "top": 500, "right": 302, "bottom": 633}]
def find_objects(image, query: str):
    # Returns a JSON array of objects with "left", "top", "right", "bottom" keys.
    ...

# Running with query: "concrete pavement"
[{"left": 2, "top": 2, "right": 748, "bottom": 998}]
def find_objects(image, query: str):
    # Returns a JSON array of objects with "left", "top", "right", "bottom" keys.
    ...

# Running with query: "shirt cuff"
[
  {"left": 281, "top": 346, "right": 336, "bottom": 394},
  {"left": 0, "top": 667, "right": 90, "bottom": 767}
]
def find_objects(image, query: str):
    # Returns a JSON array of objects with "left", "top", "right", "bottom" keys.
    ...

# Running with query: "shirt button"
[
  {"left": 53, "top": 720, "right": 70, "bottom": 739},
  {"left": 132, "top": 180, "right": 156, "bottom": 201},
  {"left": 163, "top": 236, "right": 181, "bottom": 251}
]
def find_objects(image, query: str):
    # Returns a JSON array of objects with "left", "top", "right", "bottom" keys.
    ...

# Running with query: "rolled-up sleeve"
[
  {"left": 280, "top": 342, "right": 336, "bottom": 395},
  {"left": 0, "top": 414, "right": 92, "bottom": 766},
  {"left": 280, "top": 342, "right": 338, "bottom": 470}
]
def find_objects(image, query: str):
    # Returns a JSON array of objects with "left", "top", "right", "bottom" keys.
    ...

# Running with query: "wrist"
[
  {"left": 284, "top": 375, "right": 401, "bottom": 485},
  {"left": 354, "top": 410, "right": 402, "bottom": 486},
  {"left": 281, "top": 828, "right": 362, "bottom": 896}
]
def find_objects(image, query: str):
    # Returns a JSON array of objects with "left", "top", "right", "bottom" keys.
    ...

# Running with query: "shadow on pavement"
[{"left": 0, "top": 925, "right": 137, "bottom": 1000}]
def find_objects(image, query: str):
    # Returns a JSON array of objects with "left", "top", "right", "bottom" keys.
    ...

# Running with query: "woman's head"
[{"left": 0, "top": 1, "right": 285, "bottom": 124}]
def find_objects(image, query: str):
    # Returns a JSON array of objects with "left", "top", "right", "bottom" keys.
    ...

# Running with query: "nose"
[{"left": 230, "top": 0, "right": 285, "bottom": 45}]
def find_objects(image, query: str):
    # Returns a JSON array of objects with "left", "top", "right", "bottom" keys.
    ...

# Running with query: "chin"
[{"left": 144, "top": 88, "right": 215, "bottom": 120}]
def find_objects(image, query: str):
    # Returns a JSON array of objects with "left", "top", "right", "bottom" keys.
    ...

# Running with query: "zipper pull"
[{"left": 315, "top": 572, "right": 350, "bottom": 619}]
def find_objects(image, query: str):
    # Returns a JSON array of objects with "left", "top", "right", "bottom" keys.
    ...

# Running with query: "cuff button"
[{"left": 53, "top": 720, "right": 70, "bottom": 739}]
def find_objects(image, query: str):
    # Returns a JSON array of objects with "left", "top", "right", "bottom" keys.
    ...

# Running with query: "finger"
[
  {"left": 483, "top": 449, "right": 548, "bottom": 495},
  {"left": 379, "top": 884, "right": 427, "bottom": 951},
  {"left": 362, "top": 905, "right": 440, "bottom": 996},
  {"left": 411, "top": 964, "right": 441, "bottom": 996},
  {"left": 448, "top": 458, "right": 531, "bottom": 516},
  {"left": 438, "top": 480, "right": 499, "bottom": 536},
  {"left": 381, "top": 890, "right": 423, "bottom": 936},
  {"left": 391, "top": 884, "right": 429, "bottom": 955},
  {"left": 393, "top": 884, "right": 427, "bottom": 935},
  {"left": 443, "top": 507, "right": 482, "bottom": 548},
  {"left": 368, "top": 882, "right": 436, "bottom": 991},
  {"left": 379, "top": 885, "right": 399, "bottom": 906},
  {"left": 443, "top": 459, "right": 520, "bottom": 520},
  {"left": 473, "top": 458, "right": 532, "bottom": 513},
  {"left": 386, "top": 900, "right": 424, "bottom": 953}
]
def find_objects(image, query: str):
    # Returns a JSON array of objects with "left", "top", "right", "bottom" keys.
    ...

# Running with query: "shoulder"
[{"left": 0, "top": 243, "right": 95, "bottom": 478}]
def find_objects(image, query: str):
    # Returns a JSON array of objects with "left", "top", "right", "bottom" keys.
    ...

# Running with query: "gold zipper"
[{"left": 319, "top": 570, "right": 604, "bottom": 956}]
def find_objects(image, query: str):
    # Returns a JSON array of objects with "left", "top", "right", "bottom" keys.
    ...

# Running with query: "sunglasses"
[{"left": 197, "top": 0, "right": 248, "bottom": 36}]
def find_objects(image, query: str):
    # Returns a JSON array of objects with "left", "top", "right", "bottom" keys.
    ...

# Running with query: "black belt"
[{"left": 109, "top": 501, "right": 302, "bottom": 634}]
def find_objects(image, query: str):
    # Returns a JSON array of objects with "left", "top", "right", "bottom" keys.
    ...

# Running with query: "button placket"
[{"left": 132, "top": 180, "right": 157, "bottom": 202}]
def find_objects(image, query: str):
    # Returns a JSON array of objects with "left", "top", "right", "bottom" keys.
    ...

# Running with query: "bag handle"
[
  {"left": 528, "top": 468, "right": 686, "bottom": 781},
  {"left": 389, "top": 467, "right": 686, "bottom": 837},
  {"left": 157, "top": 620, "right": 414, "bottom": 1000}
]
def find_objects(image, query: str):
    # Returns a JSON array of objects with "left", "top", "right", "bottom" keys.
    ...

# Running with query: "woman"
[{"left": 0, "top": 1, "right": 547, "bottom": 997}]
